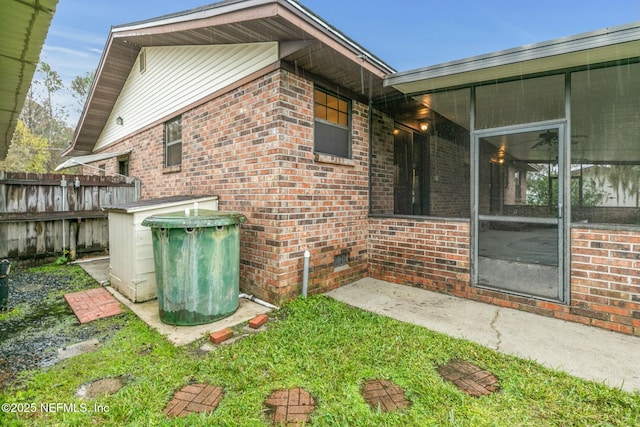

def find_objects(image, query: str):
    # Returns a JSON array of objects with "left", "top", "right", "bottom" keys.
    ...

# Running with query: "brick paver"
[
  {"left": 64, "top": 287, "right": 123, "bottom": 324},
  {"left": 265, "top": 387, "right": 315, "bottom": 426},
  {"left": 361, "top": 379, "right": 410, "bottom": 412},
  {"left": 210, "top": 328, "right": 234, "bottom": 344},
  {"left": 163, "top": 383, "right": 224, "bottom": 417},
  {"left": 249, "top": 314, "right": 269, "bottom": 329},
  {"left": 437, "top": 359, "right": 500, "bottom": 397}
]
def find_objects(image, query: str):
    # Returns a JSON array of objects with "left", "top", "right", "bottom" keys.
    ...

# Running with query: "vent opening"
[{"left": 334, "top": 253, "right": 348, "bottom": 269}]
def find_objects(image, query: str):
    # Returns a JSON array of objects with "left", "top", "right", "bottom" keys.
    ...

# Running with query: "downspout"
[{"left": 302, "top": 249, "right": 310, "bottom": 297}]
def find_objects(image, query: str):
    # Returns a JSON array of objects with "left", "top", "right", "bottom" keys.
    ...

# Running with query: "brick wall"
[
  {"left": 85, "top": 68, "right": 368, "bottom": 303},
  {"left": 252, "top": 70, "right": 370, "bottom": 301},
  {"left": 368, "top": 217, "right": 471, "bottom": 292},
  {"left": 571, "top": 226, "right": 640, "bottom": 334},
  {"left": 429, "top": 134, "right": 470, "bottom": 218},
  {"left": 369, "top": 108, "right": 394, "bottom": 215}
]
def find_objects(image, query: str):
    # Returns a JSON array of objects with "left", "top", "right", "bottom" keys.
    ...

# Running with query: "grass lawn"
[{"left": 1, "top": 265, "right": 639, "bottom": 426}]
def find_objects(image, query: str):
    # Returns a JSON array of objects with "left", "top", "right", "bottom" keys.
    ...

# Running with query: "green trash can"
[
  {"left": 142, "top": 210, "right": 246, "bottom": 326},
  {"left": 0, "top": 259, "right": 10, "bottom": 310}
]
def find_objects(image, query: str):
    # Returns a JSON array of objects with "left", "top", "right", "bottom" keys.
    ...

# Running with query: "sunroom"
[{"left": 369, "top": 23, "right": 640, "bottom": 332}]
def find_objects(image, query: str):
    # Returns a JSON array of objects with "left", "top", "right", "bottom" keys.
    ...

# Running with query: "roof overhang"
[
  {"left": 65, "top": 0, "right": 397, "bottom": 156},
  {"left": 0, "top": 0, "right": 58, "bottom": 159},
  {"left": 55, "top": 150, "right": 130, "bottom": 171},
  {"left": 385, "top": 22, "right": 640, "bottom": 94}
]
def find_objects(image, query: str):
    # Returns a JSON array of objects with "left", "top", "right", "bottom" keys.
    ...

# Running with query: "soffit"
[
  {"left": 67, "top": 0, "right": 397, "bottom": 156},
  {"left": 0, "top": 0, "right": 58, "bottom": 159},
  {"left": 386, "top": 22, "right": 640, "bottom": 94}
]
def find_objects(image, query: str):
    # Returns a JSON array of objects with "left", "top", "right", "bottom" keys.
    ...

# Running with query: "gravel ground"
[{"left": 0, "top": 266, "right": 127, "bottom": 389}]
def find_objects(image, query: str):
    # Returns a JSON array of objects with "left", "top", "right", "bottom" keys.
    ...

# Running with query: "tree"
[
  {"left": 0, "top": 120, "right": 51, "bottom": 172},
  {"left": 70, "top": 71, "right": 94, "bottom": 115},
  {"left": 607, "top": 165, "right": 640, "bottom": 206},
  {"left": 525, "top": 166, "right": 607, "bottom": 207},
  {"left": 3, "top": 62, "right": 91, "bottom": 173},
  {"left": 17, "top": 62, "right": 78, "bottom": 172},
  {"left": 38, "top": 62, "right": 65, "bottom": 142}
]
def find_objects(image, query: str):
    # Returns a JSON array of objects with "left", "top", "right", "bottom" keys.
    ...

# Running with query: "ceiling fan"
[{"left": 531, "top": 130, "right": 586, "bottom": 150}]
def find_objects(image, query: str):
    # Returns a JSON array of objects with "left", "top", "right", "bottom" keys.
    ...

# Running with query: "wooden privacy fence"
[{"left": 0, "top": 171, "right": 138, "bottom": 260}]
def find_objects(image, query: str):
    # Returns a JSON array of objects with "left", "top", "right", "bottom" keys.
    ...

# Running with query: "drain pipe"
[
  {"left": 60, "top": 176, "right": 67, "bottom": 253},
  {"left": 239, "top": 293, "right": 279, "bottom": 310},
  {"left": 302, "top": 250, "right": 310, "bottom": 297}
]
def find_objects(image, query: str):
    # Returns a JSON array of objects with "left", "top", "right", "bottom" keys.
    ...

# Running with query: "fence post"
[{"left": 69, "top": 221, "right": 78, "bottom": 261}]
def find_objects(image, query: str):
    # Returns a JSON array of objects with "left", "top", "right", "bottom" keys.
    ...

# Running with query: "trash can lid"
[{"left": 141, "top": 209, "right": 246, "bottom": 228}]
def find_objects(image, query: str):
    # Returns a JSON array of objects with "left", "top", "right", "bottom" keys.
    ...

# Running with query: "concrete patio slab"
[
  {"left": 58, "top": 339, "right": 100, "bottom": 361},
  {"left": 326, "top": 277, "right": 640, "bottom": 393},
  {"left": 106, "top": 286, "right": 272, "bottom": 346},
  {"left": 76, "top": 257, "right": 272, "bottom": 346}
]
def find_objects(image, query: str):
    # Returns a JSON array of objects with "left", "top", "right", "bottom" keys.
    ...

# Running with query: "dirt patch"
[{"left": 76, "top": 376, "right": 127, "bottom": 399}]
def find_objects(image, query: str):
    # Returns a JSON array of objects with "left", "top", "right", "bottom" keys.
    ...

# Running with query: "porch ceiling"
[
  {"left": 383, "top": 22, "right": 640, "bottom": 165},
  {"left": 385, "top": 22, "right": 640, "bottom": 94},
  {"left": 67, "top": 0, "right": 397, "bottom": 156}
]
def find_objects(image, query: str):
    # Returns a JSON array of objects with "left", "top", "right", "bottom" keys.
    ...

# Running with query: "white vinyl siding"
[{"left": 95, "top": 42, "right": 278, "bottom": 151}]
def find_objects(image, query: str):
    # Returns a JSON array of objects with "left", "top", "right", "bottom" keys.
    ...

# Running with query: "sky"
[{"left": 38, "top": 0, "right": 640, "bottom": 125}]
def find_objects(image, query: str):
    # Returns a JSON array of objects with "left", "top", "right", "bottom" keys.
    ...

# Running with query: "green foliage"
[
  {"left": 0, "top": 120, "right": 51, "bottom": 172},
  {"left": 5, "top": 61, "right": 90, "bottom": 173},
  {"left": 580, "top": 176, "right": 608, "bottom": 206},
  {"left": 525, "top": 170, "right": 554, "bottom": 206},
  {"left": 607, "top": 165, "right": 640, "bottom": 206},
  {"left": 526, "top": 168, "right": 608, "bottom": 207},
  {"left": 53, "top": 250, "right": 70, "bottom": 266},
  {"left": 0, "top": 305, "right": 22, "bottom": 321},
  {"left": 70, "top": 71, "right": 95, "bottom": 114}
]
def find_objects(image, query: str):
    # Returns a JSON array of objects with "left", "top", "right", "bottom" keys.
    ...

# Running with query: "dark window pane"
[
  {"left": 166, "top": 142, "right": 182, "bottom": 167},
  {"left": 118, "top": 160, "right": 129, "bottom": 176},
  {"left": 314, "top": 88, "right": 351, "bottom": 158},
  {"left": 164, "top": 116, "right": 182, "bottom": 167},
  {"left": 314, "top": 121, "right": 349, "bottom": 157}
]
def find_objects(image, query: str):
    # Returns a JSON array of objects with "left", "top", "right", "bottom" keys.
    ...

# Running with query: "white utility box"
[{"left": 103, "top": 195, "right": 219, "bottom": 302}]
